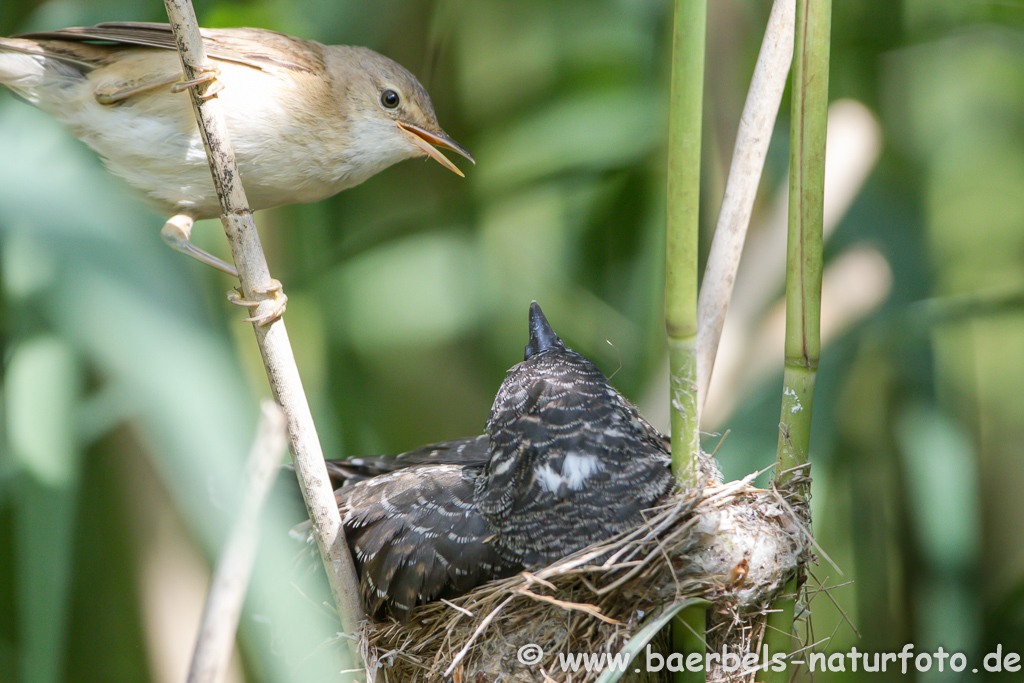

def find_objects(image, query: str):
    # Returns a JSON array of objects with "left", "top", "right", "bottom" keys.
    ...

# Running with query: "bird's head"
[
  {"left": 340, "top": 47, "right": 474, "bottom": 177},
  {"left": 488, "top": 302, "right": 609, "bottom": 449}
]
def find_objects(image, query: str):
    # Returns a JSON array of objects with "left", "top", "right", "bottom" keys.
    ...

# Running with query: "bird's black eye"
[{"left": 381, "top": 89, "right": 400, "bottom": 109}]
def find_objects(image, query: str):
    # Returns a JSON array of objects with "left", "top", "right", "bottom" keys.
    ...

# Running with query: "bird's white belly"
[{"left": 44, "top": 61, "right": 358, "bottom": 218}]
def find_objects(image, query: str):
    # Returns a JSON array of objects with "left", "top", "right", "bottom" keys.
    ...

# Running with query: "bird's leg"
[
  {"left": 170, "top": 65, "right": 224, "bottom": 99},
  {"left": 161, "top": 213, "right": 239, "bottom": 277},
  {"left": 227, "top": 280, "right": 288, "bottom": 326},
  {"left": 163, "top": 214, "right": 286, "bottom": 324}
]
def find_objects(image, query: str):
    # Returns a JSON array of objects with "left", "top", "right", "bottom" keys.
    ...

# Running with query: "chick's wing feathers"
[
  {"left": 322, "top": 435, "right": 490, "bottom": 489},
  {"left": 338, "top": 463, "right": 517, "bottom": 621}
]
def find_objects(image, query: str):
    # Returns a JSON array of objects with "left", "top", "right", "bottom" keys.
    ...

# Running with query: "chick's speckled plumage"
[
  {"left": 476, "top": 305, "right": 674, "bottom": 566},
  {"left": 329, "top": 303, "right": 674, "bottom": 622}
]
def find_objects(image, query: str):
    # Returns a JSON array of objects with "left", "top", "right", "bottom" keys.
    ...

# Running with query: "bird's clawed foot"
[
  {"left": 170, "top": 65, "right": 223, "bottom": 99},
  {"left": 161, "top": 214, "right": 239, "bottom": 277},
  {"left": 228, "top": 279, "right": 287, "bottom": 325}
]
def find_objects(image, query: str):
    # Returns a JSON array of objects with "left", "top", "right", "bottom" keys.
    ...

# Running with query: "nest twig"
[{"left": 353, "top": 476, "right": 811, "bottom": 682}]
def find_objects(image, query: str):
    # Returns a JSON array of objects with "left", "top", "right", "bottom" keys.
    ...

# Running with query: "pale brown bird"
[{"left": 0, "top": 22, "right": 473, "bottom": 276}]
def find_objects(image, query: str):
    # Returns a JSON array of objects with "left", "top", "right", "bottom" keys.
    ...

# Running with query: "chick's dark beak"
[{"left": 396, "top": 120, "right": 475, "bottom": 177}]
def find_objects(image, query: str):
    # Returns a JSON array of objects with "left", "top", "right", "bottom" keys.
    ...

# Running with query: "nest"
[{"left": 358, "top": 474, "right": 812, "bottom": 682}]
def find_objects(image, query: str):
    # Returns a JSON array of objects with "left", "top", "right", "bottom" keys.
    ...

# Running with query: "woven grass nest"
[{"left": 357, "top": 472, "right": 812, "bottom": 682}]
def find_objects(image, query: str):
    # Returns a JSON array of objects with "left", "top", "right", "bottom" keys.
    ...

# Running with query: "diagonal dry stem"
[{"left": 161, "top": 0, "right": 367, "bottom": 677}]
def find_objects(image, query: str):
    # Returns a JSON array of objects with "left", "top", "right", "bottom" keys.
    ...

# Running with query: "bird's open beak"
[{"left": 396, "top": 121, "right": 475, "bottom": 177}]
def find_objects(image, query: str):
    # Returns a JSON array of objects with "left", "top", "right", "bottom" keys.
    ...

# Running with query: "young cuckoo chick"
[{"left": 329, "top": 303, "right": 674, "bottom": 621}]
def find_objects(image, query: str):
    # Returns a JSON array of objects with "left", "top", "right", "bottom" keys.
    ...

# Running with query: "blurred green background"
[{"left": 2, "top": 0, "right": 1023, "bottom": 680}]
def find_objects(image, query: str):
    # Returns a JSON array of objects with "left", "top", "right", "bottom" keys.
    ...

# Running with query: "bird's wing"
[
  {"left": 322, "top": 434, "right": 490, "bottom": 488},
  {"left": 339, "top": 463, "right": 517, "bottom": 621},
  {"left": 14, "top": 22, "right": 322, "bottom": 73}
]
